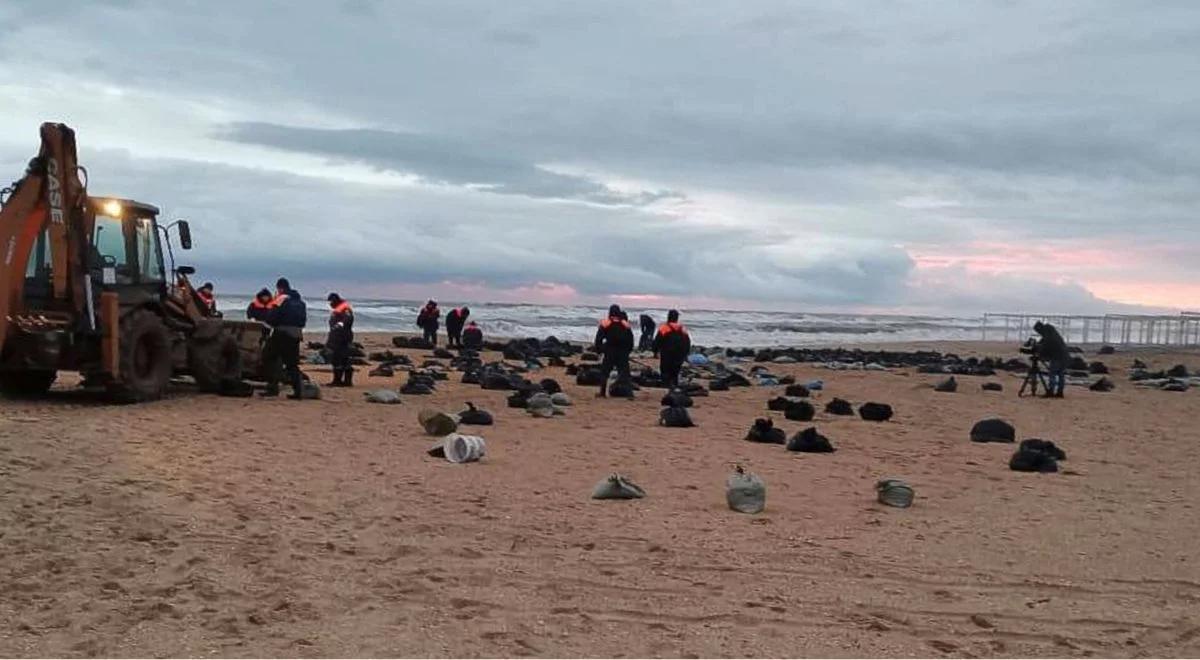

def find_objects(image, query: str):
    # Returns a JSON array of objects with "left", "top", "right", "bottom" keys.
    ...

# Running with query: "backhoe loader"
[{"left": 0, "top": 122, "right": 262, "bottom": 401}]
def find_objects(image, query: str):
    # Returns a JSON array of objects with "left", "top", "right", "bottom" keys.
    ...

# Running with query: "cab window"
[
  {"left": 92, "top": 214, "right": 134, "bottom": 284},
  {"left": 136, "top": 217, "right": 165, "bottom": 282}
]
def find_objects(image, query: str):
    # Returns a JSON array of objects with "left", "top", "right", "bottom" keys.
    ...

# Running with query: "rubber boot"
[
  {"left": 597, "top": 382, "right": 607, "bottom": 398},
  {"left": 287, "top": 372, "right": 305, "bottom": 400},
  {"left": 343, "top": 369, "right": 353, "bottom": 387},
  {"left": 328, "top": 369, "right": 343, "bottom": 387}
]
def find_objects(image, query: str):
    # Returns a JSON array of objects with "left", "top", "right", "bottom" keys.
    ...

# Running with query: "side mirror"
[
  {"left": 177, "top": 220, "right": 192, "bottom": 250},
  {"left": 177, "top": 265, "right": 196, "bottom": 275}
]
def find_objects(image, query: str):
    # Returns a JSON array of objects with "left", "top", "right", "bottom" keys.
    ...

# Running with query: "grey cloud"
[
  {"left": 20, "top": 146, "right": 917, "bottom": 308},
  {"left": 216, "top": 122, "right": 684, "bottom": 206}
]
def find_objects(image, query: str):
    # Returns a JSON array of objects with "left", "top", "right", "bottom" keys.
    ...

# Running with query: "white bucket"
[{"left": 443, "top": 434, "right": 486, "bottom": 463}]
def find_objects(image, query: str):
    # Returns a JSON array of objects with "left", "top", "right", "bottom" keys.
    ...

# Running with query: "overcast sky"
[{"left": 2, "top": 0, "right": 1197, "bottom": 314}]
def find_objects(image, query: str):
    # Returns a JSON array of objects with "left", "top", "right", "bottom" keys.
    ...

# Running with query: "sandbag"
[
  {"left": 368, "top": 365, "right": 394, "bottom": 378},
  {"left": 786, "top": 427, "right": 834, "bottom": 453},
  {"left": 858, "top": 402, "right": 893, "bottom": 422},
  {"left": 934, "top": 376, "right": 958, "bottom": 393},
  {"left": 784, "top": 400, "right": 815, "bottom": 421},
  {"left": 767, "top": 396, "right": 798, "bottom": 411},
  {"left": 418, "top": 408, "right": 458, "bottom": 436},
  {"left": 576, "top": 368, "right": 605, "bottom": 386},
  {"left": 745, "top": 418, "right": 785, "bottom": 444},
  {"left": 726, "top": 467, "right": 765, "bottom": 514},
  {"left": 659, "top": 406, "right": 695, "bottom": 428},
  {"left": 1089, "top": 377, "right": 1114, "bottom": 392},
  {"left": 824, "top": 398, "right": 853, "bottom": 416},
  {"left": 608, "top": 380, "right": 636, "bottom": 398},
  {"left": 784, "top": 384, "right": 810, "bottom": 397},
  {"left": 592, "top": 474, "right": 646, "bottom": 500},
  {"left": 1009, "top": 439, "right": 1062, "bottom": 473},
  {"left": 970, "top": 418, "right": 1015, "bottom": 443},
  {"left": 662, "top": 389, "right": 694, "bottom": 408},
  {"left": 457, "top": 402, "right": 493, "bottom": 425},
  {"left": 876, "top": 479, "right": 914, "bottom": 508},
  {"left": 364, "top": 389, "right": 401, "bottom": 404},
  {"left": 550, "top": 392, "right": 573, "bottom": 407}
]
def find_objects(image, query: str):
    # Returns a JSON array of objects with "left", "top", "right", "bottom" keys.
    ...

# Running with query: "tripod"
[{"left": 1018, "top": 355, "right": 1050, "bottom": 398}]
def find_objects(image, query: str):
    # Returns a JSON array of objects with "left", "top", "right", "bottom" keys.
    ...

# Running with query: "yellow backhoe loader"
[{"left": 0, "top": 122, "right": 263, "bottom": 401}]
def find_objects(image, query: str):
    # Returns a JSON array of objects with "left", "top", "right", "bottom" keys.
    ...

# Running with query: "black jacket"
[
  {"left": 462, "top": 324, "right": 483, "bottom": 350},
  {"left": 417, "top": 305, "right": 440, "bottom": 330},
  {"left": 446, "top": 308, "right": 468, "bottom": 333},
  {"left": 328, "top": 302, "right": 354, "bottom": 345},
  {"left": 594, "top": 317, "right": 634, "bottom": 355},
  {"left": 267, "top": 289, "right": 307, "bottom": 329},
  {"left": 652, "top": 322, "right": 691, "bottom": 361},
  {"left": 246, "top": 301, "right": 272, "bottom": 322},
  {"left": 1035, "top": 324, "right": 1070, "bottom": 364}
]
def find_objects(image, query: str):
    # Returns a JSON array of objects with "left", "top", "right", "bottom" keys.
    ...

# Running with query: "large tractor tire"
[
  {"left": 0, "top": 370, "right": 57, "bottom": 398},
  {"left": 188, "top": 332, "right": 242, "bottom": 392},
  {"left": 109, "top": 309, "right": 173, "bottom": 403}
]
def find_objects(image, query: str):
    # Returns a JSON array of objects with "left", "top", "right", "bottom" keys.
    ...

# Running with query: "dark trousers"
[
  {"left": 422, "top": 326, "right": 438, "bottom": 346},
  {"left": 329, "top": 333, "right": 353, "bottom": 378},
  {"left": 264, "top": 332, "right": 301, "bottom": 393},
  {"left": 660, "top": 356, "right": 684, "bottom": 390},
  {"left": 447, "top": 327, "right": 462, "bottom": 348},
  {"left": 638, "top": 331, "right": 653, "bottom": 352},
  {"left": 600, "top": 352, "right": 631, "bottom": 394}
]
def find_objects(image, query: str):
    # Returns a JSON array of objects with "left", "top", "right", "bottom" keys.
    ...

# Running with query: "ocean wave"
[{"left": 215, "top": 297, "right": 996, "bottom": 347}]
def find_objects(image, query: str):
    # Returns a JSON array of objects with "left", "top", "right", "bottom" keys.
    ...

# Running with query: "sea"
[{"left": 217, "top": 298, "right": 992, "bottom": 348}]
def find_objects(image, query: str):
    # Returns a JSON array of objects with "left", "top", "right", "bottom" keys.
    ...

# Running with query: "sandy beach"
[{"left": 2, "top": 335, "right": 1199, "bottom": 658}]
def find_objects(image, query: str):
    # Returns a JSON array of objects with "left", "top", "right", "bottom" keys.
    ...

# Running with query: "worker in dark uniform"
[
  {"left": 326, "top": 293, "right": 355, "bottom": 387},
  {"left": 246, "top": 288, "right": 275, "bottom": 321},
  {"left": 197, "top": 281, "right": 219, "bottom": 316},
  {"left": 462, "top": 320, "right": 483, "bottom": 351},
  {"left": 261, "top": 277, "right": 307, "bottom": 399},
  {"left": 1033, "top": 320, "right": 1071, "bottom": 398},
  {"left": 416, "top": 300, "right": 440, "bottom": 346},
  {"left": 594, "top": 304, "right": 634, "bottom": 397},
  {"left": 638, "top": 313, "right": 656, "bottom": 352},
  {"left": 652, "top": 309, "right": 691, "bottom": 390},
  {"left": 445, "top": 306, "right": 470, "bottom": 348}
]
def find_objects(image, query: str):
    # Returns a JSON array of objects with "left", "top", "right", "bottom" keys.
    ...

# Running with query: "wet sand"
[{"left": 1, "top": 336, "right": 1199, "bottom": 657}]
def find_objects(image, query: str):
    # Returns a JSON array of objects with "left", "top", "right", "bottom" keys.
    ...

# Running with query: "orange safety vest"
[
  {"left": 658, "top": 322, "right": 688, "bottom": 336},
  {"left": 331, "top": 301, "right": 352, "bottom": 315}
]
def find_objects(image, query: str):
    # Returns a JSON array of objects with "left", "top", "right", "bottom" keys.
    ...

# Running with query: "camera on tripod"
[{"left": 1017, "top": 337, "right": 1049, "bottom": 396}]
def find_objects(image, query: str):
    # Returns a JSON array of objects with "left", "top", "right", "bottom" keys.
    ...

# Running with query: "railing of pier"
[{"left": 981, "top": 313, "right": 1200, "bottom": 346}]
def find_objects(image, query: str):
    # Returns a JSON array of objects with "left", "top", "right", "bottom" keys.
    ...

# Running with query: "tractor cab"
[{"left": 87, "top": 198, "right": 168, "bottom": 300}]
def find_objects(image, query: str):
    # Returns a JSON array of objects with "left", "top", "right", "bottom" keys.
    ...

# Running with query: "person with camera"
[{"left": 1033, "top": 321, "right": 1070, "bottom": 398}]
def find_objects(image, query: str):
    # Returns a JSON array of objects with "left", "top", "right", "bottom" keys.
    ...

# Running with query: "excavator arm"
[{"left": 0, "top": 123, "right": 87, "bottom": 354}]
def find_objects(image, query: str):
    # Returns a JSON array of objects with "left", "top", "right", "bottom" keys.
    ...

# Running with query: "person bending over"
[
  {"left": 446, "top": 306, "right": 470, "bottom": 348},
  {"left": 462, "top": 320, "right": 483, "bottom": 351},
  {"left": 1034, "top": 320, "right": 1070, "bottom": 398}
]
